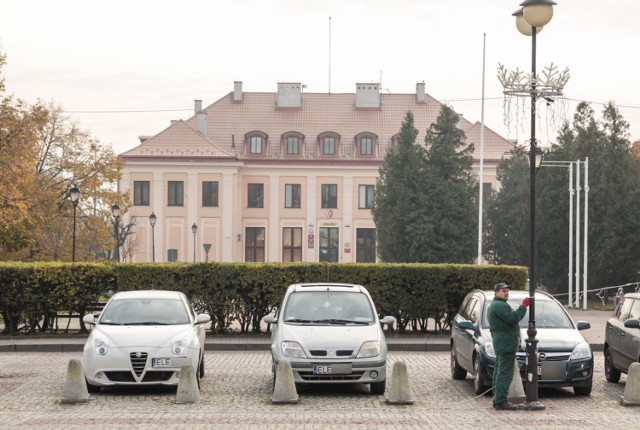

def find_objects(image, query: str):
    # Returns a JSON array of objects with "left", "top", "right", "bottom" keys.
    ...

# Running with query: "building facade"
[{"left": 119, "top": 82, "right": 513, "bottom": 263}]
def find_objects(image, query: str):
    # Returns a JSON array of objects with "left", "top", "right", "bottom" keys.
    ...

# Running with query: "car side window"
[
  {"left": 457, "top": 296, "right": 471, "bottom": 316},
  {"left": 629, "top": 299, "right": 640, "bottom": 320},
  {"left": 461, "top": 298, "right": 478, "bottom": 321},
  {"left": 618, "top": 298, "right": 634, "bottom": 321},
  {"left": 468, "top": 300, "right": 481, "bottom": 324}
]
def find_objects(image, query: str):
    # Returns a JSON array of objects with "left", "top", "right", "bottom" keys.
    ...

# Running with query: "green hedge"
[{"left": 0, "top": 262, "right": 527, "bottom": 335}]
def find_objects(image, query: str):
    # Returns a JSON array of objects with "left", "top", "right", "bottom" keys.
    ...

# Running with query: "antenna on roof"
[{"left": 328, "top": 17, "right": 332, "bottom": 94}]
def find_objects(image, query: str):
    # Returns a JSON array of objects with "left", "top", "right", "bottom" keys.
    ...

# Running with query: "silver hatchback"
[{"left": 262, "top": 283, "right": 395, "bottom": 394}]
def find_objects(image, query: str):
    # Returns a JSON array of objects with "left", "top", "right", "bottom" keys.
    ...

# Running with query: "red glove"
[{"left": 522, "top": 297, "right": 531, "bottom": 307}]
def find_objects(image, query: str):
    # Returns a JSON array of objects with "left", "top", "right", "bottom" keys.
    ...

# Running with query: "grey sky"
[{"left": 2, "top": 0, "right": 638, "bottom": 154}]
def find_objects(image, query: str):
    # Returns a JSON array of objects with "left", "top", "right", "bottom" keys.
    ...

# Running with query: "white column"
[
  {"left": 153, "top": 171, "right": 164, "bottom": 262},
  {"left": 306, "top": 175, "right": 317, "bottom": 262},
  {"left": 188, "top": 172, "right": 198, "bottom": 262},
  {"left": 575, "top": 161, "right": 581, "bottom": 309},
  {"left": 342, "top": 176, "right": 353, "bottom": 263},
  {"left": 221, "top": 171, "right": 236, "bottom": 262},
  {"left": 583, "top": 158, "right": 589, "bottom": 310},
  {"left": 269, "top": 174, "right": 280, "bottom": 261}
]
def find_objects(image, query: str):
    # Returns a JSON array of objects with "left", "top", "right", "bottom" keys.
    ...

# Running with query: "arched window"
[
  {"left": 355, "top": 132, "right": 378, "bottom": 157},
  {"left": 245, "top": 131, "right": 268, "bottom": 156},
  {"left": 318, "top": 132, "right": 341, "bottom": 156},
  {"left": 281, "top": 131, "right": 305, "bottom": 155}
]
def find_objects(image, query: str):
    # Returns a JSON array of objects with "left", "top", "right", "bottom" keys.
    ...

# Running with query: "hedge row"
[{"left": 0, "top": 262, "right": 527, "bottom": 335}]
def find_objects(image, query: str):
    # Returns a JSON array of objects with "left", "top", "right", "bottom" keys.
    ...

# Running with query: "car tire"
[
  {"left": 199, "top": 355, "right": 205, "bottom": 379},
  {"left": 450, "top": 344, "right": 467, "bottom": 380},
  {"left": 604, "top": 348, "right": 621, "bottom": 383},
  {"left": 195, "top": 361, "right": 202, "bottom": 389},
  {"left": 272, "top": 367, "right": 276, "bottom": 392},
  {"left": 573, "top": 382, "right": 592, "bottom": 396},
  {"left": 370, "top": 380, "right": 386, "bottom": 395},
  {"left": 473, "top": 355, "right": 489, "bottom": 395},
  {"left": 86, "top": 379, "right": 100, "bottom": 393}
]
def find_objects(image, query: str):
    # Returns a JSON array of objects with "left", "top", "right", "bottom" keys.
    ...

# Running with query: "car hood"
[
  {"left": 519, "top": 328, "right": 588, "bottom": 351},
  {"left": 279, "top": 323, "right": 382, "bottom": 350},
  {"left": 91, "top": 324, "right": 194, "bottom": 348}
]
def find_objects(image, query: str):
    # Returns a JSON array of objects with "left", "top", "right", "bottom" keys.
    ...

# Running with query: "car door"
[
  {"left": 619, "top": 298, "right": 640, "bottom": 371},
  {"left": 456, "top": 296, "right": 480, "bottom": 372},
  {"left": 608, "top": 297, "right": 633, "bottom": 369}
]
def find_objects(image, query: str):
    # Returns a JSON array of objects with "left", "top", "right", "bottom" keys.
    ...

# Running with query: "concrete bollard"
[
  {"left": 620, "top": 362, "right": 640, "bottom": 406},
  {"left": 61, "top": 359, "right": 90, "bottom": 404},
  {"left": 508, "top": 358, "right": 525, "bottom": 404},
  {"left": 386, "top": 361, "right": 414, "bottom": 405},
  {"left": 272, "top": 360, "right": 298, "bottom": 404},
  {"left": 175, "top": 365, "right": 201, "bottom": 404}
]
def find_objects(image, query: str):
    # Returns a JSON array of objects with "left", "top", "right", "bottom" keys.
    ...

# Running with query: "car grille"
[
  {"left": 142, "top": 371, "right": 174, "bottom": 382},
  {"left": 516, "top": 351, "right": 571, "bottom": 362},
  {"left": 298, "top": 371, "right": 364, "bottom": 381},
  {"left": 104, "top": 371, "right": 136, "bottom": 382},
  {"left": 130, "top": 352, "right": 148, "bottom": 376},
  {"left": 309, "top": 350, "right": 353, "bottom": 357}
]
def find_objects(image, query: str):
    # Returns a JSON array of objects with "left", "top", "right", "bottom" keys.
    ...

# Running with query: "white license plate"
[
  {"left": 152, "top": 358, "right": 172, "bottom": 368},
  {"left": 313, "top": 365, "right": 332, "bottom": 374}
]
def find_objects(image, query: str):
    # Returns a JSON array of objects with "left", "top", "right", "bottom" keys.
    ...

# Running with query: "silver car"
[{"left": 262, "top": 283, "right": 395, "bottom": 394}]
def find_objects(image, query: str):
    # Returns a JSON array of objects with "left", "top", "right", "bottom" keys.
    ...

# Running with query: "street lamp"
[
  {"left": 111, "top": 202, "right": 120, "bottom": 262},
  {"left": 149, "top": 212, "right": 157, "bottom": 262},
  {"left": 513, "top": 0, "right": 556, "bottom": 412},
  {"left": 69, "top": 185, "right": 80, "bottom": 262},
  {"left": 192, "top": 222, "right": 198, "bottom": 263}
]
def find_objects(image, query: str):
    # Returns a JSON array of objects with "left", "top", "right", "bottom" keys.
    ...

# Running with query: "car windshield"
[
  {"left": 283, "top": 291, "right": 374, "bottom": 324},
  {"left": 482, "top": 298, "right": 573, "bottom": 329},
  {"left": 98, "top": 298, "right": 191, "bottom": 325}
]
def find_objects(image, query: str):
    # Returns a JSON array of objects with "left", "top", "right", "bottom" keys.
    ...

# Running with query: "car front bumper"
[{"left": 274, "top": 358, "right": 387, "bottom": 384}]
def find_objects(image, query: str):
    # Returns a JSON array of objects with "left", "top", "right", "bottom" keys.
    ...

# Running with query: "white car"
[
  {"left": 82, "top": 290, "right": 211, "bottom": 392},
  {"left": 262, "top": 283, "right": 396, "bottom": 394}
]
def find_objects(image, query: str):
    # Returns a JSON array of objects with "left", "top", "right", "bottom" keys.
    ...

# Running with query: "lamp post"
[
  {"left": 111, "top": 203, "right": 120, "bottom": 262},
  {"left": 192, "top": 223, "right": 198, "bottom": 263},
  {"left": 69, "top": 185, "right": 80, "bottom": 262},
  {"left": 149, "top": 212, "right": 157, "bottom": 262},
  {"left": 513, "top": 0, "right": 556, "bottom": 412}
]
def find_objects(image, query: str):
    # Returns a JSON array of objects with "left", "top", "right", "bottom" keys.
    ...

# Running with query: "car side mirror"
[
  {"left": 457, "top": 321, "right": 475, "bottom": 331},
  {"left": 576, "top": 321, "right": 591, "bottom": 330},
  {"left": 624, "top": 319, "right": 640, "bottom": 329},
  {"left": 196, "top": 313, "right": 211, "bottom": 325},
  {"left": 83, "top": 314, "right": 96, "bottom": 325},
  {"left": 262, "top": 315, "right": 278, "bottom": 325},
  {"left": 379, "top": 316, "right": 396, "bottom": 327}
]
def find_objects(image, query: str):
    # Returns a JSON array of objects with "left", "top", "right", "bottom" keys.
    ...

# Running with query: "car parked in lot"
[
  {"left": 604, "top": 291, "right": 640, "bottom": 383},
  {"left": 82, "top": 290, "right": 211, "bottom": 392},
  {"left": 262, "top": 283, "right": 395, "bottom": 394},
  {"left": 450, "top": 289, "right": 593, "bottom": 395}
]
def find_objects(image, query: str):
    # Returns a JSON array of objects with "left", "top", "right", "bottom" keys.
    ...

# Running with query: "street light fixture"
[
  {"left": 111, "top": 203, "right": 120, "bottom": 262},
  {"left": 149, "top": 212, "right": 157, "bottom": 262},
  {"left": 69, "top": 185, "right": 80, "bottom": 262},
  {"left": 192, "top": 222, "right": 198, "bottom": 263},
  {"left": 513, "top": 0, "right": 556, "bottom": 412}
]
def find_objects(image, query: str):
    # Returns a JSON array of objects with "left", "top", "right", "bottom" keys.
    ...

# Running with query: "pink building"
[{"left": 119, "top": 82, "right": 513, "bottom": 263}]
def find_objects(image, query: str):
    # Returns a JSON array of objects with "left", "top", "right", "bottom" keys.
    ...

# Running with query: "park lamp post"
[
  {"left": 111, "top": 202, "right": 121, "bottom": 262},
  {"left": 513, "top": 0, "right": 556, "bottom": 412},
  {"left": 192, "top": 223, "right": 198, "bottom": 263},
  {"left": 69, "top": 185, "right": 81, "bottom": 262},
  {"left": 149, "top": 212, "right": 157, "bottom": 262}
]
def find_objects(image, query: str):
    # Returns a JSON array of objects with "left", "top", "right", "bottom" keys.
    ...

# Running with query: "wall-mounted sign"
[{"left": 307, "top": 233, "right": 314, "bottom": 248}]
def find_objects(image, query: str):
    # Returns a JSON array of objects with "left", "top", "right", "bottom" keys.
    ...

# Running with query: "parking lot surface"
[{"left": 0, "top": 350, "right": 636, "bottom": 429}]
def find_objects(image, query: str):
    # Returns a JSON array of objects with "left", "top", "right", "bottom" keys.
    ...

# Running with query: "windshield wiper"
[
  {"left": 124, "top": 322, "right": 169, "bottom": 325},
  {"left": 98, "top": 321, "right": 123, "bottom": 325},
  {"left": 314, "top": 318, "right": 349, "bottom": 325},
  {"left": 286, "top": 318, "right": 314, "bottom": 323}
]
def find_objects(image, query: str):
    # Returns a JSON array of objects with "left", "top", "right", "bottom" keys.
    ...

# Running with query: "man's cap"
[{"left": 494, "top": 282, "right": 509, "bottom": 292}]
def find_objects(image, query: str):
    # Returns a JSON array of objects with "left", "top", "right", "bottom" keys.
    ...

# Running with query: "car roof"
[
  {"left": 110, "top": 290, "right": 185, "bottom": 300},
  {"left": 286, "top": 283, "right": 366, "bottom": 293},
  {"left": 477, "top": 289, "right": 555, "bottom": 301}
]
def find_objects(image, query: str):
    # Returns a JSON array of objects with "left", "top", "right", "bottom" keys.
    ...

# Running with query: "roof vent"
[
  {"left": 277, "top": 82, "right": 302, "bottom": 108},
  {"left": 233, "top": 81, "right": 243, "bottom": 102},
  {"left": 416, "top": 82, "right": 426, "bottom": 103},
  {"left": 355, "top": 83, "right": 380, "bottom": 109}
]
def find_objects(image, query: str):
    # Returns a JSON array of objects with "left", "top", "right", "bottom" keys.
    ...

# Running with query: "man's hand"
[{"left": 522, "top": 297, "right": 531, "bottom": 307}]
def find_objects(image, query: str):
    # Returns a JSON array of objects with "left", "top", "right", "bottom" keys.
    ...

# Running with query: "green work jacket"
[{"left": 487, "top": 297, "right": 527, "bottom": 355}]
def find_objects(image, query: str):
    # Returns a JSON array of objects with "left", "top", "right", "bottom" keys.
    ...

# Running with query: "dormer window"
[
  {"left": 318, "top": 132, "right": 340, "bottom": 156},
  {"left": 282, "top": 132, "right": 304, "bottom": 155},
  {"left": 250, "top": 136, "right": 262, "bottom": 154},
  {"left": 245, "top": 131, "right": 268, "bottom": 156},
  {"left": 355, "top": 132, "right": 378, "bottom": 157}
]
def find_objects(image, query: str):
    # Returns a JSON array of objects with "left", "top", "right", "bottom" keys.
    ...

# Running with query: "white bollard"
[
  {"left": 61, "top": 359, "right": 90, "bottom": 404},
  {"left": 621, "top": 362, "right": 640, "bottom": 406},
  {"left": 386, "top": 361, "right": 414, "bottom": 404},
  {"left": 175, "top": 365, "right": 200, "bottom": 404},
  {"left": 272, "top": 360, "right": 298, "bottom": 404}
]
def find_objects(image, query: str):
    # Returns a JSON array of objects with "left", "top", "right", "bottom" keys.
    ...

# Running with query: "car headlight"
[
  {"left": 357, "top": 341, "right": 381, "bottom": 358},
  {"left": 94, "top": 338, "right": 109, "bottom": 356},
  {"left": 570, "top": 341, "right": 592, "bottom": 360},
  {"left": 282, "top": 341, "right": 307, "bottom": 358},
  {"left": 171, "top": 338, "right": 187, "bottom": 356},
  {"left": 484, "top": 341, "right": 496, "bottom": 358}
]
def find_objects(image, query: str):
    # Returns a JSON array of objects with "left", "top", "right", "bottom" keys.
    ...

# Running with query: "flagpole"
[{"left": 477, "top": 33, "right": 486, "bottom": 265}]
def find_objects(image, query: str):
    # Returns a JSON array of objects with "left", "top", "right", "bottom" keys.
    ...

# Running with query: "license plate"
[
  {"left": 313, "top": 365, "right": 332, "bottom": 374},
  {"left": 313, "top": 363, "right": 352, "bottom": 375},
  {"left": 152, "top": 358, "right": 171, "bottom": 368}
]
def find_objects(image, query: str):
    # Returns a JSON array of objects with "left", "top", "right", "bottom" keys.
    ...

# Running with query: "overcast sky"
[{"left": 2, "top": 0, "right": 639, "bottom": 155}]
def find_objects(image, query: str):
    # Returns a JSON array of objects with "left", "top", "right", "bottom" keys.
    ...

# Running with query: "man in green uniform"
[{"left": 487, "top": 282, "right": 530, "bottom": 410}]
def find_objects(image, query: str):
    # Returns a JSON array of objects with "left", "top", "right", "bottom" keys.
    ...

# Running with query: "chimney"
[
  {"left": 197, "top": 112, "right": 207, "bottom": 135},
  {"left": 416, "top": 82, "right": 425, "bottom": 103},
  {"left": 456, "top": 113, "right": 464, "bottom": 130},
  {"left": 277, "top": 82, "right": 302, "bottom": 108},
  {"left": 194, "top": 99, "right": 202, "bottom": 115},
  {"left": 355, "top": 83, "right": 380, "bottom": 109},
  {"left": 233, "top": 81, "right": 243, "bottom": 102},
  {"left": 138, "top": 136, "right": 151, "bottom": 143}
]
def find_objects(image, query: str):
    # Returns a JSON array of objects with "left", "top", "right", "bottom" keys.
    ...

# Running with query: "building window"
[
  {"left": 245, "top": 131, "right": 268, "bottom": 155},
  {"left": 360, "top": 137, "right": 373, "bottom": 155},
  {"left": 323, "top": 136, "right": 336, "bottom": 155},
  {"left": 285, "top": 184, "right": 301, "bottom": 208},
  {"left": 167, "top": 249, "right": 178, "bottom": 262},
  {"left": 287, "top": 136, "right": 299, "bottom": 154},
  {"left": 356, "top": 228, "right": 376, "bottom": 263},
  {"left": 358, "top": 185, "right": 375, "bottom": 209},
  {"left": 133, "top": 181, "right": 150, "bottom": 206},
  {"left": 319, "top": 227, "right": 339, "bottom": 262},
  {"left": 245, "top": 227, "right": 265, "bottom": 262},
  {"left": 168, "top": 181, "right": 184, "bottom": 206},
  {"left": 248, "top": 183, "right": 264, "bottom": 208},
  {"left": 321, "top": 184, "right": 337, "bottom": 209},
  {"left": 250, "top": 136, "right": 263, "bottom": 154},
  {"left": 482, "top": 183, "right": 493, "bottom": 203},
  {"left": 283, "top": 227, "right": 302, "bottom": 262},
  {"left": 202, "top": 181, "right": 219, "bottom": 207}
]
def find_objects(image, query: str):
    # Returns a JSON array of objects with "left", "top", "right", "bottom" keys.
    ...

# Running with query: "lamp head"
[
  {"left": 70, "top": 185, "right": 81, "bottom": 204},
  {"left": 111, "top": 202, "right": 121, "bottom": 218},
  {"left": 513, "top": 7, "right": 543, "bottom": 36},
  {"left": 520, "top": 0, "right": 556, "bottom": 28},
  {"left": 149, "top": 212, "right": 157, "bottom": 227},
  {"left": 192, "top": 223, "right": 198, "bottom": 235}
]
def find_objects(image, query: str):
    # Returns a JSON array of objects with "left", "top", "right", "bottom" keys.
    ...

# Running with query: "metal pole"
[
  {"left": 151, "top": 225, "right": 155, "bottom": 263},
  {"left": 575, "top": 161, "right": 581, "bottom": 308},
  {"left": 583, "top": 158, "right": 589, "bottom": 310},
  {"left": 72, "top": 204, "right": 77, "bottom": 262},
  {"left": 193, "top": 231, "right": 196, "bottom": 263},
  {"left": 568, "top": 162, "right": 574, "bottom": 307},
  {"left": 477, "top": 32, "right": 486, "bottom": 265},
  {"left": 114, "top": 218, "right": 120, "bottom": 262}
]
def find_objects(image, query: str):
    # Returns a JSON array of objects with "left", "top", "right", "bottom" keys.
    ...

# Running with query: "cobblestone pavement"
[{"left": 0, "top": 351, "right": 634, "bottom": 429}]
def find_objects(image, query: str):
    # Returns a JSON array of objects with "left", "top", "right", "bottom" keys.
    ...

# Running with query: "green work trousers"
[{"left": 492, "top": 352, "right": 515, "bottom": 405}]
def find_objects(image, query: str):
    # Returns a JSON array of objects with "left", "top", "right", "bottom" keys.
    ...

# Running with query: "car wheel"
[
  {"left": 604, "top": 348, "right": 621, "bottom": 383},
  {"left": 86, "top": 379, "right": 100, "bottom": 393},
  {"left": 573, "top": 382, "right": 592, "bottom": 396},
  {"left": 450, "top": 344, "right": 467, "bottom": 380},
  {"left": 370, "top": 380, "right": 386, "bottom": 395},
  {"left": 195, "top": 361, "right": 202, "bottom": 389},
  {"left": 199, "top": 355, "right": 205, "bottom": 379},
  {"left": 272, "top": 366, "right": 276, "bottom": 392},
  {"left": 473, "top": 354, "right": 489, "bottom": 395}
]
